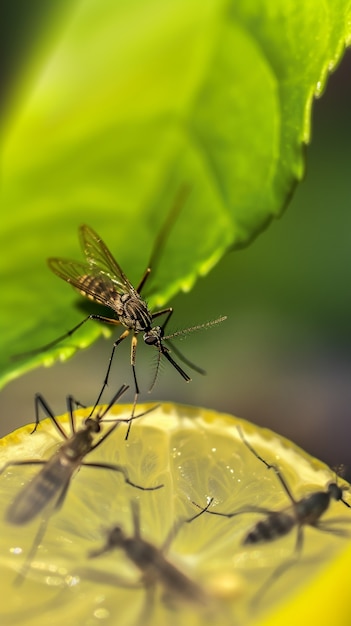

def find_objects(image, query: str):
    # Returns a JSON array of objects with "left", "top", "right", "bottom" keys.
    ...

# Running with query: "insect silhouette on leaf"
[
  {"left": 1, "top": 386, "right": 162, "bottom": 583},
  {"left": 190, "top": 426, "right": 351, "bottom": 606}
]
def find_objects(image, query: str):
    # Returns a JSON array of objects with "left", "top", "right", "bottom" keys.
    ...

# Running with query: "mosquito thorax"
[
  {"left": 119, "top": 294, "right": 153, "bottom": 332},
  {"left": 143, "top": 326, "right": 163, "bottom": 346},
  {"left": 108, "top": 526, "right": 125, "bottom": 548},
  {"left": 327, "top": 482, "right": 344, "bottom": 501},
  {"left": 84, "top": 418, "right": 101, "bottom": 433}
]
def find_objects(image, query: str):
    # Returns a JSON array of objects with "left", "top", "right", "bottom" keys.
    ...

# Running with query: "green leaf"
[{"left": 1, "top": 0, "right": 350, "bottom": 387}]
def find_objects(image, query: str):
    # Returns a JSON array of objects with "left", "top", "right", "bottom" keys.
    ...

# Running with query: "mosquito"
[
  {"left": 16, "top": 188, "right": 226, "bottom": 433},
  {"left": 190, "top": 426, "right": 351, "bottom": 604},
  {"left": 0, "top": 386, "right": 162, "bottom": 583},
  {"left": 87, "top": 500, "right": 208, "bottom": 622}
]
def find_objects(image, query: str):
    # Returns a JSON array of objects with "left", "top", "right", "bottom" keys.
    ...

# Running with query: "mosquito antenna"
[
  {"left": 160, "top": 315, "right": 227, "bottom": 377},
  {"left": 147, "top": 184, "right": 191, "bottom": 276},
  {"left": 163, "top": 316, "right": 227, "bottom": 341}
]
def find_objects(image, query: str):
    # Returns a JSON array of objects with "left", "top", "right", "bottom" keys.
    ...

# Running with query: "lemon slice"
[{"left": 0, "top": 403, "right": 350, "bottom": 626}]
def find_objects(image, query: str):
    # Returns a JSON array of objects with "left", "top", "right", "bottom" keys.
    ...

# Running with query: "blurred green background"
[{"left": 1, "top": 3, "right": 351, "bottom": 480}]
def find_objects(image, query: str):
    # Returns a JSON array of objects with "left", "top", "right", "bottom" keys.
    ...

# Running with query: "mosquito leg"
[
  {"left": 67, "top": 395, "right": 87, "bottom": 434},
  {"left": 12, "top": 317, "right": 92, "bottom": 358},
  {"left": 14, "top": 478, "right": 71, "bottom": 585},
  {"left": 131, "top": 334, "right": 139, "bottom": 394},
  {"left": 67, "top": 396, "right": 77, "bottom": 435},
  {"left": 14, "top": 515, "right": 50, "bottom": 586},
  {"left": 136, "top": 267, "right": 152, "bottom": 294},
  {"left": 93, "top": 405, "right": 157, "bottom": 446},
  {"left": 146, "top": 184, "right": 190, "bottom": 277},
  {"left": 125, "top": 335, "right": 139, "bottom": 440},
  {"left": 92, "top": 384, "right": 129, "bottom": 423},
  {"left": 0, "top": 459, "right": 47, "bottom": 477},
  {"left": 33, "top": 394, "right": 52, "bottom": 433},
  {"left": 32, "top": 394, "right": 68, "bottom": 438},
  {"left": 161, "top": 497, "right": 216, "bottom": 553},
  {"left": 250, "top": 553, "right": 300, "bottom": 609},
  {"left": 189, "top": 499, "right": 273, "bottom": 521},
  {"left": 101, "top": 403, "right": 158, "bottom": 429},
  {"left": 14, "top": 313, "right": 118, "bottom": 361},
  {"left": 237, "top": 427, "right": 297, "bottom": 504},
  {"left": 153, "top": 308, "right": 174, "bottom": 330},
  {"left": 250, "top": 526, "right": 304, "bottom": 608},
  {"left": 160, "top": 517, "right": 189, "bottom": 554},
  {"left": 89, "top": 329, "right": 130, "bottom": 416},
  {"left": 313, "top": 523, "right": 350, "bottom": 537},
  {"left": 81, "top": 461, "right": 164, "bottom": 491},
  {"left": 137, "top": 584, "right": 155, "bottom": 626},
  {"left": 126, "top": 400, "right": 140, "bottom": 439}
]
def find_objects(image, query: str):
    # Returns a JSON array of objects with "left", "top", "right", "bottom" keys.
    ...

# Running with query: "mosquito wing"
[
  {"left": 155, "top": 552, "right": 207, "bottom": 606},
  {"left": 6, "top": 455, "right": 74, "bottom": 525},
  {"left": 48, "top": 257, "right": 128, "bottom": 313},
  {"left": 79, "top": 225, "right": 138, "bottom": 296}
]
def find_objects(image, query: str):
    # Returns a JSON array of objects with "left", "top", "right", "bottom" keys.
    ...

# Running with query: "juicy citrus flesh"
[{"left": 0, "top": 403, "right": 350, "bottom": 626}]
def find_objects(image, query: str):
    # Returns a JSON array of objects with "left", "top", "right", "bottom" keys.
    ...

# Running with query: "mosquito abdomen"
[{"left": 243, "top": 512, "right": 295, "bottom": 545}]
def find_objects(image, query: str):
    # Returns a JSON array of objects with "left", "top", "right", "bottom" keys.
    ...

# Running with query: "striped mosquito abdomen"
[{"left": 243, "top": 511, "right": 296, "bottom": 545}]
